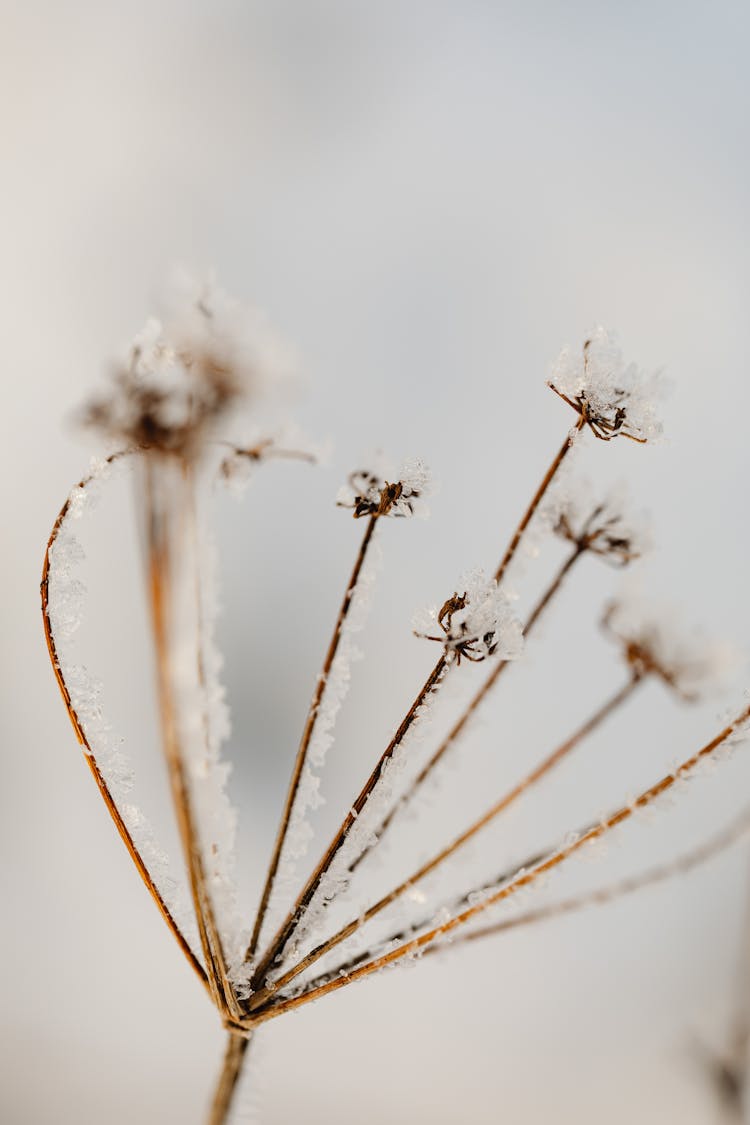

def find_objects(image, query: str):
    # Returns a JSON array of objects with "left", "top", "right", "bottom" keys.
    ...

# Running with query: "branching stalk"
[
  {"left": 258, "top": 671, "right": 641, "bottom": 1000},
  {"left": 244, "top": 701, "right": 750, "bottom": 1026},
  {"left": 40, "top": 452, "right": 209, "bottom": 989},
  {"left": 249, "top": 653, "right": 451, "bottom": 994}
]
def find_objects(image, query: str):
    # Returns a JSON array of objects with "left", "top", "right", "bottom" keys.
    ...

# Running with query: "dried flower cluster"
[{"left": 41, "top": 282, "right": 750, "bottom": 1123}]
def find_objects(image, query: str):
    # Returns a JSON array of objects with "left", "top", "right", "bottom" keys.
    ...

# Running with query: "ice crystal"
[
  {"left": 549, "top": 326, "right": 663, "bottom": 443},
  {"left": 413, "top": 569, "right": 524, "bottom": 664},
  {"left": 336, "top": 454, "right": 432, "bottom": 519}
]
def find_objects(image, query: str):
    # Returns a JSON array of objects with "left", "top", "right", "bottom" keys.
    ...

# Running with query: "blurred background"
[{"left": 2, "top": 1, "right": 750, "bottom": 1121}]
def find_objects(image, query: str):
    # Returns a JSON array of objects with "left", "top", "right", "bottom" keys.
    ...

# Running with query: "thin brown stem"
[
  {"left": 244, "top": 701, "right": 750, "bottom": 1026},
  {"left": 351, "top": 543, "right": 584, "bottom": 871},
  {"left": 494, "top": 417, "right": 584, "bottom": 586},
  {"left": 260, "top": 672, "right": 641, "bottom": 1000},
  {"left": 208, "top": 1032, "right": 251, "bottom": 1125},
  {"left": 144, "top": 457, "right": 240, "bottom": 1019},
  {"left": 40, "top": 451, "right": 209, "bottom": 990},
  {"left": 246, "top": 515, "right": 378, "bottom": 960},
  {"left": 249, "top": 653, "right": 451, "bottom": 998},
  {"left": 427, "top": 805, "right": 750, "bottom": 954}
]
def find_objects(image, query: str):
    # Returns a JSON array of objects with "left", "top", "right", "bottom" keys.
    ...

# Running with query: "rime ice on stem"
[
  {"left": 261, "top": 590, "right": 725, "bottom": 999},
  {"left": 356, "top": 485, "right": 648, "bottom": 865},
  {"left": 246, "top": 457, "right": 432, "bottom": 962}
]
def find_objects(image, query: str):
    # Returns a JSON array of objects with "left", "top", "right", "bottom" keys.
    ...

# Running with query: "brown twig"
[
  {"left": 208, "top": 1032, "right": 252, "bottom": 1125},
  {"left": 246, "top": 514, "right": 378, "bottom": 960},
  {"left": 243, "top": 700, "right": 750, "bottom": 1026},
  {"left": 494, "top": 417, "right": 584, "bottom": 586},
  {"left": 425, "top": 805, "right": 750, "bottom": 954},
  {"left": 351, "top": 542, "right": 585, "bottom": 872},
  {"left": 248, "top": 653, "right": 452, "bottom": 999},
  {"left": 258, "top": 671, "right": 641, "bottom": 1000},
  {"left": 40, "top": 451, "right": 209, "bottom": 990}
]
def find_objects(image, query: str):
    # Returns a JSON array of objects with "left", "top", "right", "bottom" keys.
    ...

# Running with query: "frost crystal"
[
  {"left": 413, "top": 569, "right": 524, "bottom": 664},
  {"left": 604, "top": 591, "right": 738, "bottom": 701},
  {"left": 84, "top": 274, "right": 291, "bottom": 457},
  {"left": 336, "top": 454, "right": 433, "bottom": 519},
  {"left": 549, "top": 326, "right": 663, "bottom": 443}
]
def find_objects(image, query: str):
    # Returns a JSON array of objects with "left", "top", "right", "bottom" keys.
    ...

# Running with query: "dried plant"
[{"left": 40, "top": 278, "right": 750, "bottom": 1122}]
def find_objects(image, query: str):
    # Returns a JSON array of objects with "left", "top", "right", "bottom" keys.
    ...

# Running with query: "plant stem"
[
  {"left": 494, "top": 417, "right": 584, "bottom": 585},
  {"left": 144, "top": 456, "right": 240, "bottom": 1019},
  {"left": 208, "top": 1032, "right": 251, "bottom": 1125},
  {"left": 351, "top": 543, "right": 584, "bottom": 871},
  {"left": 422, "top": 804, "right": 750, "bottom": 953},
  {"left": 245, "top": 701, "right": 750, "bottom": 1026},
  {"left": 249, "top": 653, "right": 451, "bottom": 1000},
  {"left": 246, "top": 515, "right": 378, "bottom": 961},
  {"left": 40, "top": 451, "right": 209, "bottom": 989},
  {"left": 262, "top": 672, "right": 640, "bottom": 998}
]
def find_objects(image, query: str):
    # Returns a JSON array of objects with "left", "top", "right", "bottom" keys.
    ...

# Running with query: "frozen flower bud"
[
  {"left": 548, "top": 326, "right": 663, "bottom": 444},
  {"left": 603, "top": 593, "right": 739, "bottom": 701},
  {"left": 553, "top": 482, "right": 650, "bottom": 567},
  {"left": 336, "top": 455, "right": 432, "bottom": 519},
  {"left": 414, "top": 569, "right": 523, "bottom": 664},
  {"left": 83, "top": 274, "right": 291, "bottom": 457}
]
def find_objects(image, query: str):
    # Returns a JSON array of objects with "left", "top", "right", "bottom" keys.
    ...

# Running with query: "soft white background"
[{"left": 2, "top": 2, "right": 750, "bottom": 1122}]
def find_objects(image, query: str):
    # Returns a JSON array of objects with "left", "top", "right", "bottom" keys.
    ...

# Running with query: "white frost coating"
[
  {"left": 605, "top": 585, "right": 740, "bottom": 701},
  {"left": 413, "top": 568, "right": 524, "bottom": 662},
  {"left": 46, "top": 458, "right": 202, "bottom": 958},
  {"left": 266, "top": 668, "right": 445, "bottom": 979},
  {"left": 550, "top": 325, "right": 664, "bottom": 443},
  {"left": 336, "top": 453, "right": 433, "bottom": 519},
  {"left": 264, "top": 530, "right": 384, "bottom": 937},
  {"left": 190, "top": 519, "right": 253, "bottom": 994}
]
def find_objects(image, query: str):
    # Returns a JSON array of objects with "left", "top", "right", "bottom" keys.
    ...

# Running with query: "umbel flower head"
[
  {"left": 84, "top": 274, "right": 289, "bottom": 457},
  {"left": 548, "top": 326, "right": 663, "bottom": 443},
  {"left": 336, "top": 455, "right": 432, "bottom": 519},
  {"left": 414, "top": 569, "right": 524, "bottom": 664},
  {"left": 603, "top": 593, "right": 737, "bottom": 701},
  {"left": 553, "top": 483, "right": 651, "bottom": 567}
]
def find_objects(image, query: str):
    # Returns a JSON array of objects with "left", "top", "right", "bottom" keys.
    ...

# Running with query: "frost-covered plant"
[{"left": 41, "top": 281, "right": 750, "bottom": 1123}]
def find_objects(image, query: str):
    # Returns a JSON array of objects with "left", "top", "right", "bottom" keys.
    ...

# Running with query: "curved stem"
[
  {"left": 350, "top": 543, "right": 584, "bottom": 873},
  {"left": 40, "top": 451, "right": 208, "bottom": 990}
]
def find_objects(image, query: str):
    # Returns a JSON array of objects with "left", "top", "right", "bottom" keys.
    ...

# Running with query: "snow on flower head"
[
  {"left": 603, "top": 592, "right": 739, "bottom": 701},
  {"left": 548, "top": 326, "right": 663, "bottom": 444},
  {"left": 552, "top": 480, "right": 651, "bottom": 568},
  {"left": 84, "top": 273, "right": 291, "bottom": 457},
  {"left": 336, "top": 454, "right": 433, "bottom": 519},
  {"left": 413, "top": 569, "right": 523, "bottom": 664}
]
